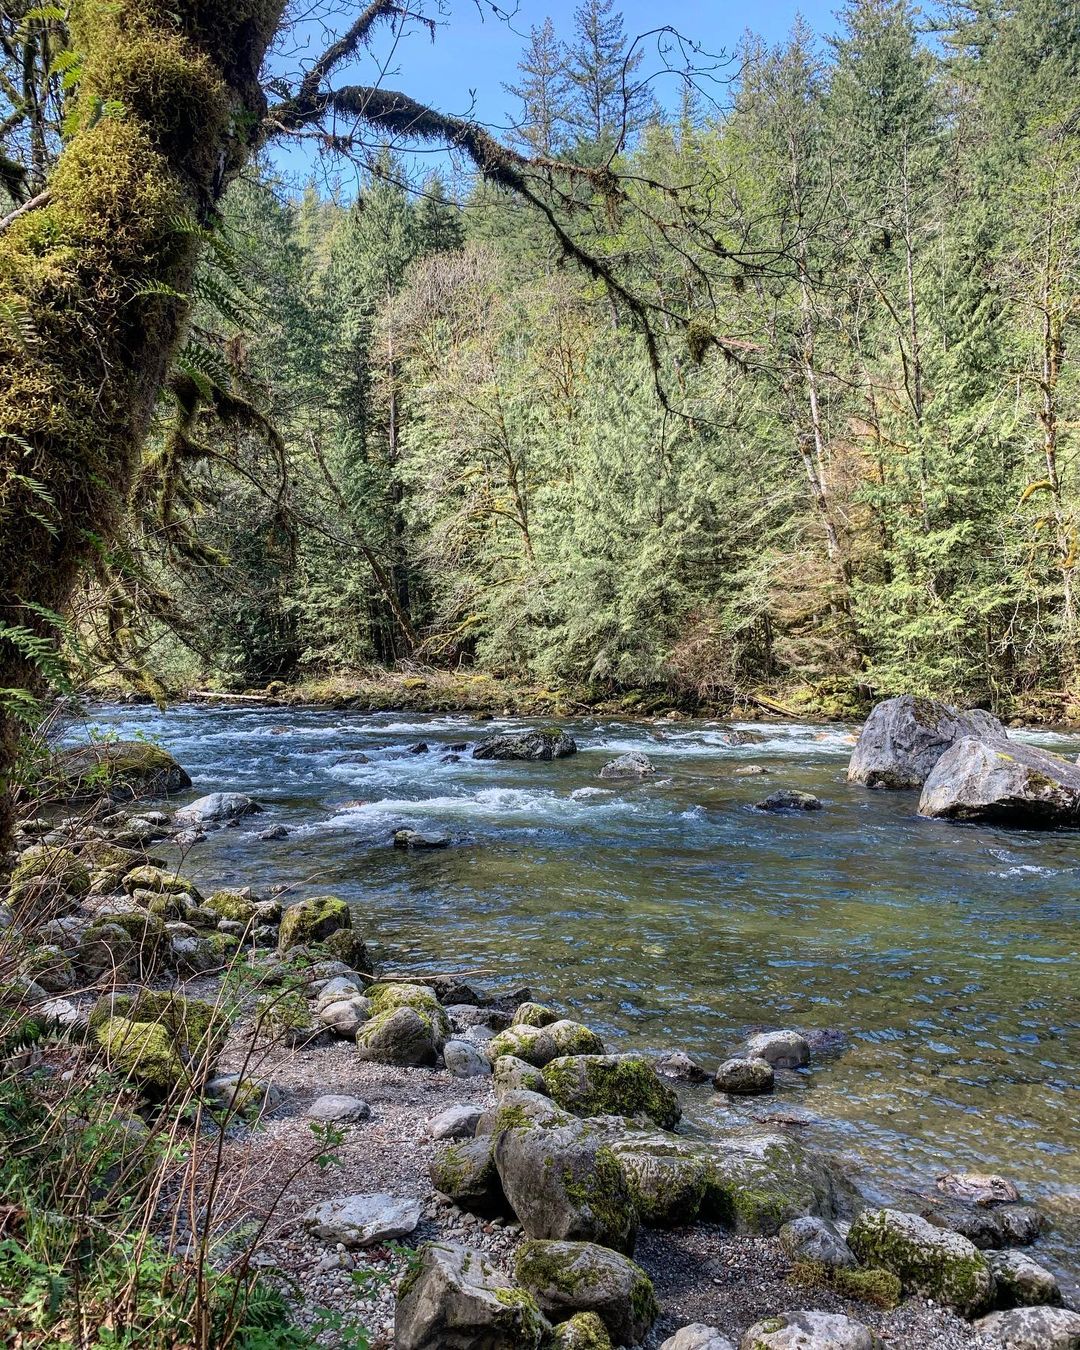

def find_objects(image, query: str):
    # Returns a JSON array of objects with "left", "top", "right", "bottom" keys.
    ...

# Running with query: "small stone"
[
  {"left": 303, "top": 1193, "right": 420, "bottom": 1248},
  {"left": 429, "top": 1104, "right": 483, "bottom": 1140},
  {"left": 319, "top": 997, "right": 372, "bottom": 1038},
  {"left": 739, "top": 1311, "right": 879, "bottom": 1349},
  {"left": 744, "top": 1030, "right": 810, "bottom": 1069},
  {"left": 715, "top": 1057, "right": 774, "bottom": 1094},
  {"left": 656, "top": 1050, "right": 712, "bottom": 1083},
  {"left": 306, "top": 1095, "right": 371, "bottom": 1122},
  {"left": 443, "top": 1039, "right": 492, "bottom": 1078}
]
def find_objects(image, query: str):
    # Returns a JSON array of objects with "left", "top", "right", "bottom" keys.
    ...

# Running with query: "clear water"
[{"left": 63, "top": 705, "right": 1080, "bottom": 1279}]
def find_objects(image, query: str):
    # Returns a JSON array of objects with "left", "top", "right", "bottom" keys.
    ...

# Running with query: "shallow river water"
[{"left": 66, "top": 705, "right": 1080, "bottom": 1280}]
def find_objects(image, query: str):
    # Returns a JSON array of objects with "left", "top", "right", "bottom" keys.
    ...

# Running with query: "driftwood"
[{"left": 186, "top": 689, "right": 276, "bottom": 703}]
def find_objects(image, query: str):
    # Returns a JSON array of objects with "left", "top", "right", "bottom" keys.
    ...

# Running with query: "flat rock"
[
  {"left": 848, "top": 695, "right": 1004, "bottom": 789},
  {"left": 473, "top": 729, "right": 577, "bottom": 761},
  {"left": 303, "top": 1192, "right": 420, "bottom": 1248},
  {"left": 975, "top": 1307, "right": 1080, "bottom": 1349},
  {"left": 739, "top": 1310, "right": 880, "bottom": 1349},
  {"left": 937, "top": 1172, "right": 1021, "bottom": 1205},
  {"left": 306, "top": 1094, "right": 371, "bottom": 1122},
  {"left": 755, "top": 790, "right": 822, "bottom": 812},
  {"left": 661, "top": 1327, "right": 736, "bottom": 1350}
]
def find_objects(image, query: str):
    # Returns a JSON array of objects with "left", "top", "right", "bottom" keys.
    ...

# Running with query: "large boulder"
[
  {"left": 8, "top": 845, "right": 90, "bottom": 907},
  {"left": 173, "top": 792, "right": 262, "bottom": 826},
  {"left": 494, "top": 1121, "right": 637, "bottom": 1254},
  {"left": 50, "top": 740, "right": 191, "bottom": 802},
  {"left": 395, "top": 1242, "right": 549, "bottom": 1350},
  {"left": 473, "top": 729, "right": 577, "bottom": 761},
  {"left": 356, "top": 1006, "right": 440, "bottom": 1066},
  {"left": 542, "top": 1054, "right": 681, "bottom": 1129},
  {"left": 515, "top": 1239, "right": 659, "bottom": 1345},
  {"left": 847, "top": 695, "right": 1003, "bottom": 790},
  {"left": 90, "top": 991, "right": 224, "bottom": 1096},
  {"left": 848, "top": 1207, "right": 993, "bottom": 1316},
  {"left": 429, "top": 1137, "right": 506, "bottom": 1215},
  {"left": 704, "top": 1130, "right": 848, "bottom": 1236},
  {"left": 918, "top": 737, "right": 1080, "bottom": 827},
  {"left": 607, "top": 1131, "right": 713, "bottom": 1228},
  {"left": 975, "top": 1307, "right": 1080, "bottom": 1348},
  {"left": 738, "top": 1311, "right": 880, "bottom": 1349}
]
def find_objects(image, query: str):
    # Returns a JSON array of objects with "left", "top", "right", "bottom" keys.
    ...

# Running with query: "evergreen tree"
[
  {"left": 565, "top": 0, "right": 651, "bottom": 154},
  {"left": 504, "top": 18, "right": 573, "bottom": 156}
]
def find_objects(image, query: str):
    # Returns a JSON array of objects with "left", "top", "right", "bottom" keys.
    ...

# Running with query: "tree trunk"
[{"left": 0, "top": 0, "right": 286, "bottom": 841}]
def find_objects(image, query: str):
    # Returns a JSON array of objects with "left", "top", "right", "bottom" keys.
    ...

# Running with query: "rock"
[
  {"left": 847, "top": 1207, "right": 993, "bottom": 1316},
  {"left": 755, "top": 790, "right": 822, "bottom": 812},
  {"left": 367, "top": 981, "right": 451, "bottom": 1041},
  {"left": 123, "top": 865, "right": 202, "bottom": 900},
  {"left": 733, "top": 765, "right": 767, "bottom": 777},
  {"left": 975, "top": 1307, "right": 1080, "bottom": 1348},
  {"left": 8, "top": 845, "right": 90, "bottom": 906},
  {"left": 494, "top": 1056, "right": 549, "bottom": 1096},
  {"left": 744, "top": 1030, "right": 810, "bottom": 1069},
  {"left": 919, "top": 735, "right": 1080, "bottom": 827},
  {"left": 91, "top": 991, "right": 224, "bottom": 1097},
  {"left": 738, "top": 1311, "right": 880, "bottom": 1349},
  {"left": 607, "top": 1131, "right": 713, "bottom": 1228},
  {"left": 515, "top": 1239, "right": 658, "bottom": 1344},
  {"left": 316, "top": 976, "right": 366, "bottom": 1009},
  {"left": 204, "top": 1073, "right": 281, "bottom": 1117},
  {"left": 489, "top": 1024, "right": 558, "bottom": 1067},
  {"left": 303, "top": 1192, "right": 421, "bottom": 1248},
  {"left": 430, "top": 1104, "right": 483, "bottom": 1140},
  {"left": 848, "top": 695, "right": 1004, "bottom": 790},
  {"left": 715, "top": 1057, "right": 774, "bottom": 1094},
  {"left": 661, "top": 1326, "right": 736, "bottom": 1350},
  {"left": 779, "top": 1216, "right": 856, "bottom": 1268},
  {"left": 319, "top": 997, "right": 372, "bottom": 1038},
  {"left": 395, "top": 1242, "right": 549, "bottom": 1350},
  {"left": 393, "top": 829, "right": 451, "bottom": 850},
  {"left": 429, "top": 1137, "right": 505, "bottom": 1215},
  {"left": 449, "top": 1003, "right": 511, "bottom": 1031},
  {"left": 542, "top": 1054, "right": 681, "bottom": 1129},
  {"left": 923, "top": 1200, "right": 1043, "bottom": 1249},
  {"left": 473, "top": 729, "right": 577, "bottom": 761},
  {"left": 477, "top": 1090, "right": 572, "bottom": 1137},
  {"left": 550, "top": 1313, "right": 614, "bottom": 1349},
  {"left": 599, "top": 752, "right": 656, "bottom": 780},
  {"left": 512, "top": 1001, "right": 558, "bottom": 1027},
  {"left": 49, "top": 740, "right": 191, "bottom": 802},
  {"left": 656, "top": 1050, "right": 712, "bottom": 1083},
  {"left": 356, "top": 1006, "right": 440, "bottom": 1066},
  {"left": 494, "top": 1120, "right": 638, "bottom": 1253},
  {"left": 173, "top": 793, "right": 262, "bottom": 826},
  {"left": 306, "top": 1094, "right": 371, "bottom": 1122},
  {"left": 22, "top": 945, "right": 75, "bottom": 993},
  {"left": 279, "top": 894, "right": 354, "bottom": 950},
  {"left": 937, "top": 1172, "right": 1021, "bottom": 1205},
  {"left": 546, "top": 1020, "right": 606, "bottom": 1058},
  {"left": 704, "top": 1130, "right": 848, "bottom": 1236},
  {"left": 258, "top": 824, "right": 289, "bottom": 841},
  {"left": 465, "top": 1024, "right": 496, "bottom": 1045},
  {"left": 205, "top": 889, "right": 257, "bottom": 924},
  {"left": 987, "top": 1250, "right": 1062, "bottom": 1308},
  {"left": 443, "top": 1039, "right": 492, "bottom": 1078}
]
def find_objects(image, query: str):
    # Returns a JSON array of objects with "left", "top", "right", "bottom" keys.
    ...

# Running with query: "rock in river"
[
  {"left": 755, "top": 790, "right": 822, "bottom": 812},
  {"left": 918, "top": 736, "right": 1080, "bottom": 827},
  {"left": 847, "top": 694, "right": 1004, "bottom": 789},
  {"left": 715, "top": 1057, "right": 774, "bottom": 1094},
  {"left": 473, "top": 728, "right": 577, "bottom": 761},
  {"left": 49, "top": 740, "right": 191, "bottom": 802},
  {"left": 745, "top": 1029, "right": 810, "bottom": 1069},
  {"left": 173, "top": 792, "right": 262, "bottom": 826},
  {"left": 599, "top": 751, "right": 656, "bottom": 780}
]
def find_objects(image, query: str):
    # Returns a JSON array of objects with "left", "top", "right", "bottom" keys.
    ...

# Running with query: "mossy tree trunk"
[{"left": 0, "top": 0, "right": 286, "bottom": 837}]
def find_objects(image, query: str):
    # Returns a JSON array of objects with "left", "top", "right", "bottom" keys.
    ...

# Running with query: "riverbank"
[
  {"left": 85, "top": 666, "right": 1080, "bottom": 729},
  {"left": 4, "top": 761, "right": 1077, "bottom": 1347}
]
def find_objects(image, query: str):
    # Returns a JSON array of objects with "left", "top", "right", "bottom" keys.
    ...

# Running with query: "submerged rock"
[
  {"left": 919, "top": 736, "right": 1080, "bottom": 827},
  {"left": 393, "top": 828, "right": 451, "bottom": 850},
  {"left": 473, "top": 729, "right": 577, "bottom": 761},
  {"left": 937, "top": 1172, "right": 1021, "bottom": 1205},
  {"left": 848, "top": 695, "right": 1004, "bottom": 790},
  {"left": 515, "top": 1239, "right": 658, "bottom": 1344},
  {"left": 848, "top": 1206, "right": 993, "bottom": 1316},
  {"left": 755, "top": 790, "right": 822, "bottom": 812},
  {"left": 395, "top": 1242, "right": 548, "bottom": 1350},
  {"left": 656, "top": 1050, "right": 712, "bottom": 1083}
]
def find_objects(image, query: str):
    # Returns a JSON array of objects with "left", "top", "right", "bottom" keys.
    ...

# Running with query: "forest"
[{"left": 51, "top": 0, "right": 1080, "bottom": 722}]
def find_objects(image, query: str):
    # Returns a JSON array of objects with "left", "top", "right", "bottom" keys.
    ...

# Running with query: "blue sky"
[{"left": 270, "top": 1, "right": 841, "bottom": 190}]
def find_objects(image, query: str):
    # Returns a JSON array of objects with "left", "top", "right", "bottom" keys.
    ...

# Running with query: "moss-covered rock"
[
  {"left": 546, "top": 1020, "right": 605, "bottom": 1058},
  {"left": 96, "top": 1017, "right": 188, "bottom": 1094},
  {"left": 356, "top": 1006, "right": 440, "bottom": 1065},
  {"left": 74, "top": 922, "right": 136, "bottom": 979},
  {"left": 847, "top": 1207, "right": 993, "bottom": 1316},
  {"left": 205, "top": 889, "right": 257, "bottom": 924},
  {"left": 512, "top": 1001, "right": 558, "bottom": 1027},
  {"left": 549, "top": 1312, "right": 613, "bottom": 1349},
  {"left": 9, "top": 845, "right": 90, "bottom": 906},
  {"left": 123, "top": 865, "right": 202, "bottom": 901},
  {"left": 608, "top": 1131, "right": 713, "bottom": 1227},
  {"left": 515, "top": 1239, "right": 658, "bottom": 1344},
  {"left": 488, "top": 1023, "right": 558, "bottom": 1067},
  {"left": 317, "top": 926, "right": 371, "bottom": 973},
  {"left": 493, "top": 1054, "right": 550, "bottom": 1097},
  {"left": 278, "top": 894, "right": 355, "bottom": 955},
  {"left": 368, "top": 982, "right": 450, "bottom": 1041},
  {"left": 429, "top": 1137, "right": 507, "bottom": 1215},
  {"left": 543, "top": 1054, "right": 681, "bottom": 1129},
  {"left": 395, "top": 1241, "right": 549, "bottom": 1349},
  {"left": 89, "top": 989, "right": 224, "bottom": 1062},
  {"left": 93, "top": 987, "right": 227, "bottom": 1095},
  {"left": 701, "top": 1130, "right": 847, "bottom": 1237},
  {"left": 49, "top": 740, "right": 191, "bottom": 802}
]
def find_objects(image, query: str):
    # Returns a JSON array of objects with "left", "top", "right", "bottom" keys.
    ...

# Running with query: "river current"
[{"left": 63, "top": 704, "right": 1080, "bottom": 1280}]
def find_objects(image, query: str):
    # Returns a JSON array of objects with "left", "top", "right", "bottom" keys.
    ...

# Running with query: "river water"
[{"left": 64, "top": 705, "right": 1080, "bottom": 1280}]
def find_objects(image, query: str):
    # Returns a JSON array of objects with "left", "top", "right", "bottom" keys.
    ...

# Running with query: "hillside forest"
[{"left": 62, "top": 0, "right": 1080, "bottom": 718}]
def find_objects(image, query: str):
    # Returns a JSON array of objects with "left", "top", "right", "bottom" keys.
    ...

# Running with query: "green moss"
[
  {"left": 790, "top": 1258, "right": 901, "bottom": 1309},
  {"left": 488, "top": 1024, "right": 554, "bottom": 1066},
  {"left": 549, "top": 1312, "right": 613, "bottom": 1349},
  {"left": 278, "top": 895, "right": 351, "bottom": 950},
  {"left": 206, "top": 890, "right": 256, "bottom": 923},
  {"left": 560, "top": 1144, "right": 635, "bottom": 1251},
  {"left": 95, "top": 1016, "right": 188, "bottom": 1094},
  {"left": 511, "top": 1001, "right": 557, "bottom": 1028},
  {"left": 316, "top": 927, "right": 371, "bottom": 972},
  {"left": 491, "top": 1286, "right": 546, "bottom": 1343},
  {"left": 847, "top": 1209, "right": 992, "bottom": 1316},
  {"left": 367, "top": 982, "right": 449, "bottom": 1038},
  {"left": 542, "top": 1055, "right": 680, "bottom": 1129},
  {"left": 546, "top": 1021, "right": 605, "bottom": 1057},
  {"left": 9, "top": 846, "right": 90, "bottom": 902},
  {"left": 123, "top": 865, "right": 201, "bottom": 900},
  {"left": 88, "top": 990, "right": 224, "bottom": 1061}
]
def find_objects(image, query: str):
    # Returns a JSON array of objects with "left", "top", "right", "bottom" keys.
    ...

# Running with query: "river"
[{"left": 63, "top": 704, "right": 1080, "bottom": 1282}]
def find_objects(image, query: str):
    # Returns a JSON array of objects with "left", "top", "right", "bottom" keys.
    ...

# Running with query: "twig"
[{"left": 0, "top": 187, "right": 51, "bottom": 233}]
